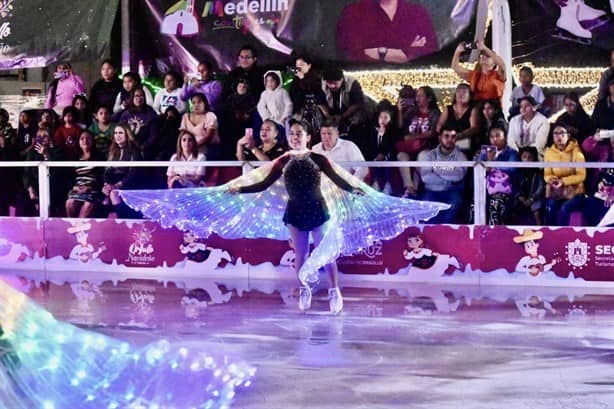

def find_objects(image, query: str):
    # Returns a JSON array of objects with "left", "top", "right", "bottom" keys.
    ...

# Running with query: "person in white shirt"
[
  {"left": 507, "top": 96, "right": 550, "bottom": 160},
  {"left": 167, "top": 130, "right": 206, "bottom": 188},
  {"left": 311, "top": 120, "right": 368, "bottom": 180},
  {"left": 509, "top": 66, "right": 546, "bottom": 117},
  {"left": 153, "top": 71, "right": 187, "bottom": 115}
]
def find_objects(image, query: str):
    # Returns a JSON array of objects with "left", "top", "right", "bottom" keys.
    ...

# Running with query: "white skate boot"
[
  {"left": 556, "top": 0, "right": 592, "bottom": 41},
  {"left": 328, "top": 287, "right": 343, "bottom": 315},
  {"left": 298, "top": 285, "right": 312, "bottom": 311},
  {"left": 578, "top": 0, "right": 606, "bottom": 21}
]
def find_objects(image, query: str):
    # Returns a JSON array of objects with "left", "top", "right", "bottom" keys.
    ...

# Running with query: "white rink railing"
[{"left": 0, "top": 160, "right": 609, "bottom": 225}]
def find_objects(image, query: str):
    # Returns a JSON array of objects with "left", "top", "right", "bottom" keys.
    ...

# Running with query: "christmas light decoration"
[{"left": 348, "top": 66, "right": 602, "bottom": 109}]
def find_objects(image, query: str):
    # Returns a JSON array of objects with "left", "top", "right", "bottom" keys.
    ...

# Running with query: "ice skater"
[
  {"left": 119, "top": 120, "right": 448, "bottom": 315},
  {"left": 228, "top": 120, "right": 364, "bottom": 314}
]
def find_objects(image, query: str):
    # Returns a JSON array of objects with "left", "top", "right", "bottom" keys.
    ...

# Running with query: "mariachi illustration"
[
  {"left": 68, "top": 222, "right": 105, "bottom": 263},
  {"left": 0, "top": 237, "right": 29, "bottom": 263},
  {"left": 402, "top": 232, "right": 460, "bottom": 276},
  {"left": 513, "top": 229, "right": 559, "bottom": 277},
  {"left": 161, "top": 0, "right": 200, "bottom": 37},
  {"left": 180, "top": 231, "right": 213, "bottom": 262},
  {"left": 70, "top": 280, "right": 103, "bottom": 316},
  {"left": 279, "top": 238, "right": 296, "bottom": 268}
]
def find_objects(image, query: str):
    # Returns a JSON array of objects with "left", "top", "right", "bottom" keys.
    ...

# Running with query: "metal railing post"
[
  {"left": 37, "top": 162, "right": 50, "bottom": 219},
  {"left": 473, "top": 163, "right": 487, "bottom": 225}
]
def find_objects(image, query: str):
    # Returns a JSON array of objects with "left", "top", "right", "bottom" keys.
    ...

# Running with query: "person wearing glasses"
[
  {"left": 543, "top": 123, "right": 586, "bottom": 226},
  {"left": 223, "top": 45, "right": 264, "bottom": 98}
]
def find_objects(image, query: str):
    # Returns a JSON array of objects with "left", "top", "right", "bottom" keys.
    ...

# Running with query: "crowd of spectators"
[{"left": 0, "top": 44, "right": 612, "bottom": 227}]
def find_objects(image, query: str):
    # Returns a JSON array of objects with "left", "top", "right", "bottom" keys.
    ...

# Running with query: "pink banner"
[{"left": 3, "top": 218, "right": 614, "bottom": 285}]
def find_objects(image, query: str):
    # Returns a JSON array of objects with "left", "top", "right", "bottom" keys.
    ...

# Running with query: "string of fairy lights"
[{"left": 346, "top": 66, "right": 602, "bottom": 110}]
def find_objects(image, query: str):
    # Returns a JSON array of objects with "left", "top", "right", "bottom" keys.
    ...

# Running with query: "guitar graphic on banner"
[{"left": 161, "top": 0, "right": 199, "bottom": 37}]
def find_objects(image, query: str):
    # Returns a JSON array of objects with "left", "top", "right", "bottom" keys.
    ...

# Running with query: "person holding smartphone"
[
  {"left": 45, "top": 62, "right": 86, "bottom": 116},
  {"left": 452, "top": 39, "right": 506, "bottom": 105},
  {"left": 236, "top": 120, "right": 287, "bottom": 164},
  {"left": 477, "top": 121, "right": 519, "bottom": 225}
]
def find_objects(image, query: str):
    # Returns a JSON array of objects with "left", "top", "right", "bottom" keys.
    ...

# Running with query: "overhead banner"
[
  {"left": 133, "top": 0, "right": 476, "bottom": 72},
  {"left": 0, "top": 0, "right": 119, "bottom": 70},
  {"left": 510, "top": 0, "right": 614, "bottom": 66}
]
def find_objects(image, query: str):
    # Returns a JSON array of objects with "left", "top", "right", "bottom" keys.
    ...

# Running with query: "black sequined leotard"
[{"left": 240, "top": 152, "right": 354, "bottom": 231}]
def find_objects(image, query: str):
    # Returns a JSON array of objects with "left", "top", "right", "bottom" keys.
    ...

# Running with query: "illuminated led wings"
[
  {"left": 120, "top": 160, "right": 449, "bottom": 284},
  {"left": 0, "top": 280, "right": 255, "bottom": 408}
]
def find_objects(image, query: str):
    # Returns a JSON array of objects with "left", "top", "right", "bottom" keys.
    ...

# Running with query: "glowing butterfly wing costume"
[
  {"left": 120, "top": 153, "right": 449, "bottom": 284},
  {"left": 0, "top": 279, "right": 255, "bottom": 408}
]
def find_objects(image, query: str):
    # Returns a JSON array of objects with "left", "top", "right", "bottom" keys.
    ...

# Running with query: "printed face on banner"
[{"left": 142, "top": 0, "right": 474, "bottom": 70}]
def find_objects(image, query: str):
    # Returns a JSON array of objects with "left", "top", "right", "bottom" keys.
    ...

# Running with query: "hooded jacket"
[
  {"left": 544, "top": 138, "right": 586, "bottom": 196},
  {"left": 257, "top": 70, "right": 293, "bottom": 125}
]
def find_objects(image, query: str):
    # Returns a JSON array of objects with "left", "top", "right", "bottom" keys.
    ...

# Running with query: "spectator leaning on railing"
[
  {"left": 543, "top": 123, "right": 586, "bottom": 226},
  {"left": 65, "top": 130, "right": 104, "bottom": 218},
  {"left": 167, "top": 130, "right": 206, "bottom": 189},
  {"left": 513, "top": 146, "right": 544, "bottom": 226},
  {"left": 311, "top": 120, "right": 368, "bottom": 181},
  {"left": 418, "top": 125, "right": 468, "bottom": 224},
  {"left": 478, "top": 121, "right": 519, "bottom": 225}
]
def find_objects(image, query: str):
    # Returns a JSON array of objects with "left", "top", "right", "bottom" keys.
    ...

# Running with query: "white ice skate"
[
  {"left": 328, "top": 287, "right": 343, "bottom": 315},
  {"left": 577, "top": 0, "right": 610, "bottom": 30},
  {"left": 578, "top": 0, "right": 606, "bottom": 21},
  {"left": 555, "top": 0, "right": 593, "bottom": 43}
]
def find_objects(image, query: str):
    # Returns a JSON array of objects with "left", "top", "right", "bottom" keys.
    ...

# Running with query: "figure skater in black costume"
[{"left": 229, "top": 119, "right": 364, "bottom": 314}]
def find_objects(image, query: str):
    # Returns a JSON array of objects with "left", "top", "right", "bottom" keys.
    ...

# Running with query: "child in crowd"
[
  {"left": 89, "top": 59, "right": 123, "bottom": 111},
  {"left": 16, "top": 110, "right": 37, "bottom": 159},
  {"left": 257, "top": 71, "right": 293, "bottom": 130},
  {"left": 88, "top": 105, "right": 114, "bottom": 158},
  {"left": 509, "top": 66, "right": 546, "bottom": 117},
  {"left": 368, "top": 104, "right": 396, "bottom": 194},
  {"left": 112, "top": 72, "right": 153, "bottom": 114},
  {"left": 53, "top": 106, "right": 81, "bottom": 158},
  {"left": 72, "top": 94, "right": 92, "bottom": 129},
  {"left": 513, "top": 146, "right": 544, "bottom": 225},
  {"left": 38, "top": 109, "right": 57, "bottom": 135},
  {"left": 153, "top": 71, "right": 186, "bottom": 115}
]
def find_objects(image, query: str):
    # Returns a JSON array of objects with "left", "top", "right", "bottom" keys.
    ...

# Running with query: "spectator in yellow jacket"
[{"left": 543, "top": 123, "right": 586, "bottom": 225}]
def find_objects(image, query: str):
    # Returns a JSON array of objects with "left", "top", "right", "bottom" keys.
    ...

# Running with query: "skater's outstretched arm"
[
  {"left": 311, "top": 153, "right": 362, "bottom": 194},
  {"left": 229, "top": 154, "right": 288, "bottom": 194}
]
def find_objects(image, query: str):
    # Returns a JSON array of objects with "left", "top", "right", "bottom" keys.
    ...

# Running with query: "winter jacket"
[
  {"left": 257, "top": 71, "right": 293, "bottom": 125},
  {"left": 544, "top": 139, "right": 586, "bottom": 196}
]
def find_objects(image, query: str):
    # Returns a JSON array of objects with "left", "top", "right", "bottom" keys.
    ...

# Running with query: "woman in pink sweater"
[{"left": 45, "top": 62, "right": 86, "bottom": 115}]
